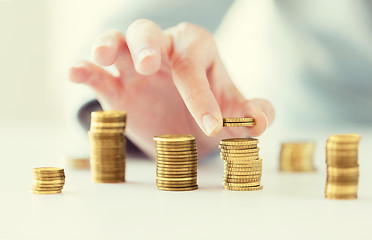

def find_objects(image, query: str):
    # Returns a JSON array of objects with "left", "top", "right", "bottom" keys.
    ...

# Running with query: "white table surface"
[{"left": 0, "top": 122, "right": 371, "bottom": 240}]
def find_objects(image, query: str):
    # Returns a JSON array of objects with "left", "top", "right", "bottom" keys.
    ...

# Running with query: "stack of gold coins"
[
  {"left": 89, "top": 111, "right": 127, "bottom": 183},
  {"left": 220, "top": 138, "right": 263, "bottom": 191},
  {"left": 154, "top": 134, "right": 198, "bottom": 191},
  {"left": 32, "top": 167, "right": 65, "bottom": 194},
  {"left": 223, "top": 117, "right": 255, "bottom": 127},
  {"left": 279, "top": 142, "right": 316, "bottom": 172},
  {"left": 325, "top": 134, "right": 361, "bottom": 200}
]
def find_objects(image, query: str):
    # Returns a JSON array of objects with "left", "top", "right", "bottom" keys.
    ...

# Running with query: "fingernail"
[
  {"left": 137, "top": 48, "right": 154, "bottom": 63},
  {"left": 202, "top": 114, "right": 218, "bottom": 136}
]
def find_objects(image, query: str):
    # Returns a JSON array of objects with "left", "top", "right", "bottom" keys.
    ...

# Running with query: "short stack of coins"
[
  {"left": 154, "top": 134, "right": 198, "bottom": 191},
  {"left": 89, "top": 111, "right": 127, "bottom": 183},
  {"left": 220, "top": 138, "right": 263, "bottom": 191},
  {"left": 279, "top": 142, "right": 316, "bottom": 172},
  {"left": 325, "top": 134, "right": 361, "bottom": 200},
  {"left": 32, "top": 167, "right": 65, "bottom": 194},
  {"left": 223, "top": 117, "right": 255, "bottom": 127}
]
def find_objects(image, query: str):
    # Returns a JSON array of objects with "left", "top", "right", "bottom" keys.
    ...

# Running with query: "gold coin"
[
  {"left": 224, "top": 185, "right": 263, "bottom": 191},
  {"left": 281, "top": 141, "right": 315, "bottom": 147},
  {"left": 92, "top": 173, "right": 125, "bottom": 178},
  {"left": 157, "top": 164, "right": 197, "bottom": 169},
  {"left": 156, "top": 154, "right": 198, "bottom": 159},
  {"left": 223, "top": 122, "right": 255, "bottom": 127},
  {"left": 221, "top": 153, "right": 259, "bottom": 158},
  {"left": 90, "top": 127, "right": 125, "bottom": 132},
  {"left": 32, "top": 190, "right": 62, "bottom": 194},
  {"left": 91, "top": 110, "right": 127, "bottom": 117},
  {"left": 92, "top": 169, "right": 125, "bottom": 173},
  {"left": 156, "top": 157, "right": 198, "bottom": 162},
  {"left": 157, "top": 185, "right": 198, "bottom": 191},
  {"left": 157, "top": 173, "right": 197, "bottom": 178},
  {"left": 221, "top": 148, "right": 259, "bottom": 154},
  {"left": 32, "top": 185, "right": 64, "bottom": 190},
  {"left": 220, "top": 138, "right": 258, "bottom": 146},
  {"left": 157, "top": 160, "right": 198, "bottom": 165},
  {"left": 327, "top": 167, "right": 358, "bottom": 174},
  {"left": 88, "top": 131, "right": 125, "bottom": 137},
  {"left": 325, "top": 143, "right": 359, "bottom": 150},
  {"left": 92, "top": 162, "right": 126, "bottom": 167},
  {"left": 91, "top": 167, "right": 125, "bottom": 173},
  {"left": 224, "top": 182, "right": 261, "bottom": 187},
  {"left": 224, "top": 167, "right": 262, "bottom": 172},
  {"left": 326, "top": 178, "right": 358, "bottom": 184},
  {"left": 223, "top": 117, "right": 254, "bottom": 123},
  {"left": 224, "top": 159, "right": 262, "bottom": 165},
  {"left": 325, "top": 193, "right": 357, "bottom": 200},
  {"left": 157, "top": 184, "right": 197, "bottom": 188},
  {"left": 156, "top": 176, "right": 197, "bottom": 181},
  {"left": 225, "top": 163, "right": 262, "bottom": 168},
  {"left": 93, "top": 178, "right": 125, "bottom": 183},
  {"left": 325, "top": 184, "right": 358, "bottom": 194},
  {"left": 326, "top": 162, "right": 358, "bottom": 168},
  {"left": 153, "top": 134, "right": 195, "bottom": 143},
  {"left": 224, "top": 174, "right": 262, "bottom": 179},
  {"left": 224, "top": 162, "right": 262, "bottom": 167},
  {"left": 32, "top": 186, "right": 63, "bottom": 191},
  {"left": 91, "top": 122, "right": 126, "bottom": 127},
  {"left": 157, "top": 167, "right": 197, "bottom": 171},
  {"left": 327, "top": 134, "right": 361, "bottom": 143},
  {"left": 33, "top": 173, "right": 65, "bottom": 179},
  {"left": 156, "top": 170, "right": 197, "bottom": 175},
  {"left": 156, "top": 150, "right": 197, "bottom": 155},
  {"left": 33, "top": 167, "right": 64, "bottom": 173},
  {"left": 219, "top": 145, "right": 258, "bottom": 150},
  {"left": 221, "top": 156, "right": 259, "bottom": 161},
  {"left": 33, "top": 179, "right": 65, "bottom": 184},
  {"left": 224, "top": 172, "right": 262, "bottom": 177},
  {"left": 155, "top": 147, "right": 197, "bottom": 152},
  {"left": 156, "top": 153, "right": 198, "bottom": 158},
  {"left": 156, "top": 180, "right": 196, "bottom": 185},
  {"left": 155, "top": 141, "right": 196, "bottom": 149},
  {"left": 224, "top": 178, "right": 261, "bottom": 183},
  {"left": 33, "top": 177, "right": 65, "bottom": 182}
]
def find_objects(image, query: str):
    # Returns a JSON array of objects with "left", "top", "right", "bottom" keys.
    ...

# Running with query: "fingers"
[
  {"left": 169, "top": 23, "right": 222, "bottom": 136},
  {"left": 92, "top": 30, "right": 125, "bottom": 66},
  {"left": 242, "top": 98, "right": 275, "bottom": 137},
  {"left": 126, "top": 19, "right": 168, "bottom": 75},
  {"left": 69, "top": 60, "right": 123, "bottom": 101}
]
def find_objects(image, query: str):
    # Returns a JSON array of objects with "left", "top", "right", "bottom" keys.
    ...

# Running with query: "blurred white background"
[{"left": 0, "top": 0, "right": 128, "bottom": 124}]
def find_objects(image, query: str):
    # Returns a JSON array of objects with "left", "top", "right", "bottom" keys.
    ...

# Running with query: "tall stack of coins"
[
  {"left": 154, "top": 134, "right": 198, "bottom": 191},
  {"left": 32, "top": 167, "right": 65, "bottom": 194},
  {"left": 89, "top": 111, "right": 127, "bottom": 183},
  {"left": 279, "top": 142, "right": 316, "bottom": 172},
  {"left": 220, "top": 138, "right": 263, "bottom": 191},
  {"left": 325, "top": 134, "right": 361, "bottom": 200},
  {"left": 223, "top": 118, "right": 255, "bottom": 127}
]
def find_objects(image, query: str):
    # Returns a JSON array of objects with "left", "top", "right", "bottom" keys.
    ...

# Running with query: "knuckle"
[{"left": 172, "top": 56, "right": 196, "bottom": 74}]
